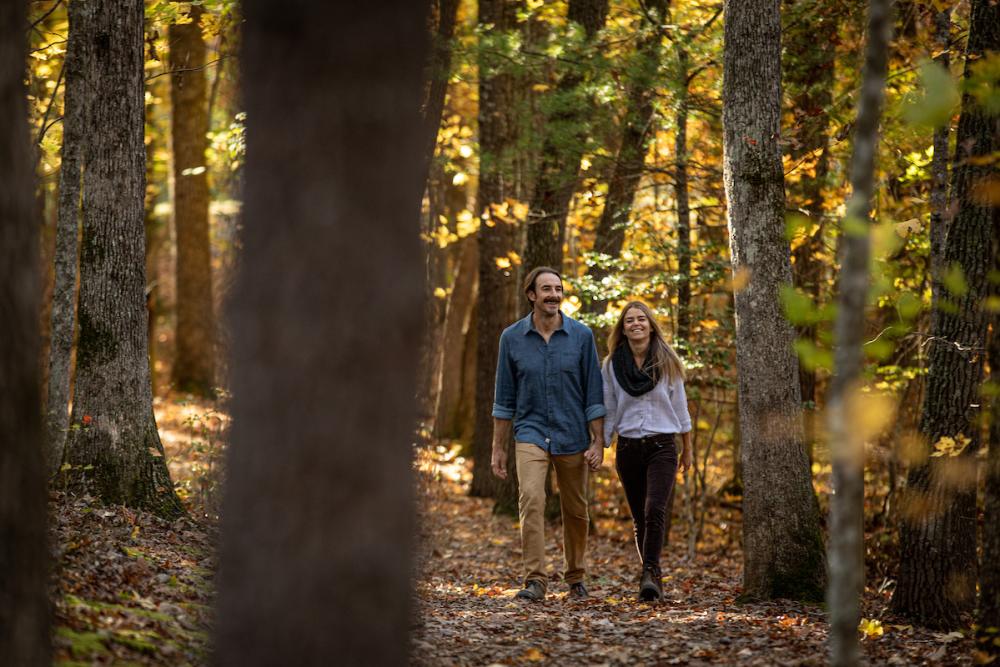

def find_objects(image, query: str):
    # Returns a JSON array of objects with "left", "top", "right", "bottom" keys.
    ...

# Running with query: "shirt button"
[{"left": 545, "top": 438, "right": 551, "bottom": 444}]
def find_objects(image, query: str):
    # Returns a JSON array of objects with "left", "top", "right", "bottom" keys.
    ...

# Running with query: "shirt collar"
[{"left": 524, "top": 310, "right": 567, "bottom": 335}]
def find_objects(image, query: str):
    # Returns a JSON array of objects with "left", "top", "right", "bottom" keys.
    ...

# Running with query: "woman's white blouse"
[{"left": 602, "top": 360, "right": 692, "bottom": 444}]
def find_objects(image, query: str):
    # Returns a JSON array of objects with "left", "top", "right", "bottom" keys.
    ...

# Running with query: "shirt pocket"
[{"left": 559, "top": 350, "right": 579, "bottom": 374}]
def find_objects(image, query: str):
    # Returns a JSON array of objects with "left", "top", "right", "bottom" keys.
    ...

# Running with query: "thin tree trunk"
[
  {"left": 826, "top": 2, "right": 891, "bottom": 664},
  {"left": 417, "top": 0, "right": 462, "bottom": 433},
  {"left": 436, "top": 237, "right": 478, "bottom": 439},
  {"left": 214, "top": 2, "right": 430, "bottom": 664},
  {"left": 46, "top": 0, "right": 92, "bottom": 474},
  {"left": 0, "top": 0, "right": 50, "bottom": 661},
  {"left": 170, "top": 4, "right": 216, "bottom": 396},
  {"left": 585, "top": 0, "right": 667, "bottom": 315},
  {"left": 675, "top": 45, "right": 691, "bottom": 343},
  {"left": 523, "top": 0, "right": 608, "bottom": 271},
  {"left": 892, "top": 0, "right": 999, "bottom": 629},
  {"left": 928, "top": 8, "right": 951, "bottom": 312},
  {"left": 722, "top": 0, "right": 826, "bottom": 602},
  {"left": 470, "top": 0, "right": 522, "bottom": 500},
  {"left": 62, "top": 0, "right": 184, "bottom": 519}
]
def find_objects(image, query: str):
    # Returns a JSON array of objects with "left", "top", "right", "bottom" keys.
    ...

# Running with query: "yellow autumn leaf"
[
  {"left": 495, "top": 256, "right": 512, "bottom": 269},
  {"left": 523, "top": 648, "right": 545, "bottom": 662},
  {"left": 729, "top": 266, "right": 752, "bottom": 292},
  {"left": 859, "top": 618, "right": 884, "bottom": 639},
  {"left": 433, "top": 287, "right": 448, "bottom": 299}
]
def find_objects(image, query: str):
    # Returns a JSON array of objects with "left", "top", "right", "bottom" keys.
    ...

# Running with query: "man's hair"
[{"left": 523, "top": 266, "right": 562, "bottom": 305}]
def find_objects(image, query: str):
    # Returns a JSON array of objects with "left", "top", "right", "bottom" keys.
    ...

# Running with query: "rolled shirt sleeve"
[
  {"left": 672, "top": 375, "right": 692, "bottom": 433},
  {"left": 491, "top": 333, "right": 516, "bottom": 419},
  {"left": 583, "top": 331, "right": 607, "bottom": 423}
]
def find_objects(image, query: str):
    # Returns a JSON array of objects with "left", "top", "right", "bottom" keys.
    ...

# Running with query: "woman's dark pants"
[{"left": 615, "top": 434, "right": 678, "bottom": 573}]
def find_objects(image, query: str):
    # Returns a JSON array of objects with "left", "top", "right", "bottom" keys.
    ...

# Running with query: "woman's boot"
[{"left": 639, "top": 565, "right": 662, "bottom": 601}]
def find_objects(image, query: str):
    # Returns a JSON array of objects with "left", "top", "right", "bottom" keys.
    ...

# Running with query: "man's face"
[{"left": 529, "top": 272, "right": 563, "bottom": 316}]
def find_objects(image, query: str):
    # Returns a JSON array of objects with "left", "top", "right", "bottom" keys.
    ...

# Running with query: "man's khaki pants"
[{"left": 515, "top": 442, "right": 589, "bottom": 591}]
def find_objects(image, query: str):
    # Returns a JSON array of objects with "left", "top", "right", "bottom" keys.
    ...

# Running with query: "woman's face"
[{"left": 622, "top": 307, "right": 651, "bottom": 345}]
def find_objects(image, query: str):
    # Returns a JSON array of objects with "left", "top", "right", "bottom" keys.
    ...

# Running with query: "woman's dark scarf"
[{"left": 612, "top": 342, "right": 660, "bottom": 397}]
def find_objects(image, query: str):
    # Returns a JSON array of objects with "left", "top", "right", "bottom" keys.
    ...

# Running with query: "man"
[{"left": 491, "top": 266, "right": 606, "bottom": 601}]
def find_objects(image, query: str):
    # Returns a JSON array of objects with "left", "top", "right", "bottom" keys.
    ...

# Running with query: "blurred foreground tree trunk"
[
  {"left": 826, "top": 1, "right": 891, "bottom": 664},
  {"left": 214, "top": 2, "right": 430, "bottom": 664},
  {"left": 892, "top": 0, "right": 999, "bottom": 629},
  {"left": 722, "top": 0, "right": 826, "bottom": 602},
  {"left": 0, "top": 0, "right": 51, "bottom": 662},
  {"left": 62, "top": 0, "right": 184, "bottom": 519},
  {"left": 170, "top": 4, "right": 216, "bottom": 396}
]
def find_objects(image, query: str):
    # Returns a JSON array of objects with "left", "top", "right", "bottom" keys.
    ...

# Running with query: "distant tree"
[
  {"left": 826, "top": 1, "right": 892, "bottom": 664},
  {"left": 522, "top": 0, "right": 609, "bottom": 271},
  {"left": 892, "top": 0, "right": 999, "bottom": 629},
  {"left": 46, "top": 0, "right": 93, "bottom": 473},
  {"left": 928, "top": 7, "right": 952, "bottom": 312},
  {"left": 983, "top": 295, "right": 1000, "bottom": 660},
  {"left": 0, "top": 0, "right": 50, "bottom": 663},
  {"left": 470, "top": 0, "right": 522, "bottom": 502},
  {"left": 62, "top": 0, "right": 184, "bottom": 519},
  {"left": 170, "top": 4, "right": 216, "bottom": 396},
  {"left": 585, "top": 0, "right": 668, "bottom": 316},
  {"left": 722, "top": 0, "right": 826, "bottom": 602},
  {"left": 213, "top": 1, "right": 430, "bottom": 664}
]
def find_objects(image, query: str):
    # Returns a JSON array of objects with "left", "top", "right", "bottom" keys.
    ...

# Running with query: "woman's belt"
[{"left": 617, "top": 433, "right": 675, "bottom": 447}]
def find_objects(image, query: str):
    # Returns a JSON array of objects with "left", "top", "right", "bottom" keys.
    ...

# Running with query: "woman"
[{"left": 603, "top": 301, "right": 693, "bottom": 601}]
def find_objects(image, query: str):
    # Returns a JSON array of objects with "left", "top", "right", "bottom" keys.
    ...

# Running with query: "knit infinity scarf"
[{"left": 612, "top": 342, "right": 658, "bottom": 397}]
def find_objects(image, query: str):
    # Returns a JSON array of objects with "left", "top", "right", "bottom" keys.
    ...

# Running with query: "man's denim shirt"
[{"left": 492, "top": 312, "right": 607, "bottom": 455}]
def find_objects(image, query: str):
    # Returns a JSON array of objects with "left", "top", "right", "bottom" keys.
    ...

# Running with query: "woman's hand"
[{"left": 678, "top": 435, "right": 693, "bottom": 475}]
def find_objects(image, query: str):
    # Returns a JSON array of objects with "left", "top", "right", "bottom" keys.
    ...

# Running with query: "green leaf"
[
  {"left": 794, "top": 338, "right": 833, "bottom": 372},
  {"left": 903, "top": 59, "right": 960, "bottom": 128},
  {"left": 942, "top": 263, "right": 968, "bottom": 297}
]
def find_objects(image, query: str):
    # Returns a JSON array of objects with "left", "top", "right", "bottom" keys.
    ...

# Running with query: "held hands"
[
  {"left": 584, "top": 439, "right": 604, "bottom": 471},
  {"left": 491, "top": 445, "right": 508, "bottom": 480}
]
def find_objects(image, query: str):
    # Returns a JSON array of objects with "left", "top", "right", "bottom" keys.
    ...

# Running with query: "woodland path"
[{"left": 411, "top": 447, "right": 975, "bottom": 666}]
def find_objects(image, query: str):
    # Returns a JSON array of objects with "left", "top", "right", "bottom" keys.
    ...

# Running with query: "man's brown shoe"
[
  {"left": 568, "top": 582, "right": 589, "bottom": 599},
  {"left": 515, "top": 580, "right": 545, "bottom": 601}
]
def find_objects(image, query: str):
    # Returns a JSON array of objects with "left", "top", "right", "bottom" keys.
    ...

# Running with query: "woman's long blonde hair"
[{"left": 604, "top": 301, "right": 685, "bottom": 383}]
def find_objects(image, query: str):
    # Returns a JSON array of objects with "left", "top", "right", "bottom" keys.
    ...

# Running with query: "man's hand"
[
  {"left": 491, "top": 445, "right": 508, "bottom": 480},
  {"left": 584, "top": 440, "right": 604, "bottom": 471},
  {"left": 679, "top": 442, "right": 693, "bottom": 475}
]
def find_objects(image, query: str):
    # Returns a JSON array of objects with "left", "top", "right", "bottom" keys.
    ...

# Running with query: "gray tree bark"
[
  {"left": 170, "top": 4, "right": 216, "bottom": 396},
  {"left": 213, "top": 2, "right": 430, "bottom": 664},
  {"left": 826, "top": 2, "right": 891, "bottom": 665},
  {"left": 62, "top": 0, "right": 184, "bottom": 519},
  {"left": 892, "top": 0, "right": 999, "bottom": 629},
  {"left": 46, "top": 0, "right": 93, "bottom": 475},
  {"left": 0, "top": 0, "right": 50, "bottom": 662},
  {"left": 471, "top": 0, "right": 522, "bottom": 501},
  {"left": 722, "top": 0, "right": 826, "bottom": 602},
  {"left": 522, "top": 0, "right": 609, "bottom": 271},
  {"left": 585, "top": 0, "right": 668, "bottom": 315}
]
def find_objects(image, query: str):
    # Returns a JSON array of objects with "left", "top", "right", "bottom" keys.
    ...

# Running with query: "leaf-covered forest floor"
[
  {"left": 50, "top": 394, "right": 222, "bottom": 666},
  {"left": 411, "top": 445, "right": 976, "bottom": 666}
]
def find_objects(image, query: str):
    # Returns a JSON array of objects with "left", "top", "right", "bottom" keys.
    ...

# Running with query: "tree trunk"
[
  {"left": 470, "top": 0, "right": 522, "bottom": 500},
  {"left": 585, "top": 0, "right": 667, "bottom": 315},
  {"left": 62, "top": 0, "right": 184, "bottom": 519},
  {"left": 0, "top": 0, "right": 50, "bottom": 661},
  {"left": 892, "top": 0, "right": 999, "bottom": 629},
  {"left": 436, "top": 237, "right": 478, "bottom": 440},
  {"left": 522, "top": 0, "right": 608, "bottom": 271},
  {"left": 675, "top": 45, "right": 692, "bottom": 342},
  {"left": 417, "top": 0, "right": 462, "bottom": 434},
  {"left": 46, "top": 0, "right": 91, "bottom": 474},
  {"left": 826, "top": 2, "right": 891, "bottom": 664},
  {"left": 170, "top": 4, "right": 216, "bottom": 396},
  {"left": 214, "top": 2, "right": 429, "bottom": 664},
  {"left": 722, "top": 0, "right": 826, "bottom": 602},
  {"left": 928, "top": 8, "right": 951, "bottom": 312}
]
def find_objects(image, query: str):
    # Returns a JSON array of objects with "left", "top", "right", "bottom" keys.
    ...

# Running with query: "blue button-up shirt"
[{"left": 491, "top": 312, "right": 607, "bottom": 455}]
